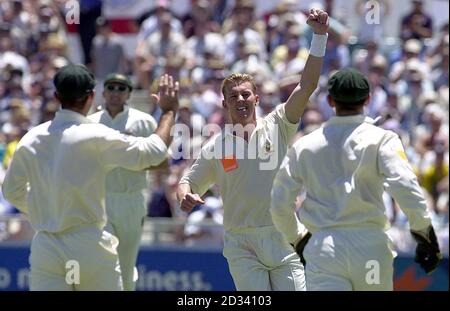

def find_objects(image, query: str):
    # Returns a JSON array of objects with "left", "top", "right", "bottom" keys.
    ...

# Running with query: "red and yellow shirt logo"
[{"left": 221, "top": 156, "right": 238, "bottom": 173}]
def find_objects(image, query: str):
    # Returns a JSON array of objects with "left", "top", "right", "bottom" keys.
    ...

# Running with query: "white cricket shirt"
[
  {"left": 180, "top": 103, "right": 299, "bottom": 232},
  {"left": 2, "top": 109, "right": 167, "bottom": 233},
  {"left": 271, "top": 114, "right": 432, "bottom": 244}
]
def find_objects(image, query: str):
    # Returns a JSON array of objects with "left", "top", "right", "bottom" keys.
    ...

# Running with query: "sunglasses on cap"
[{"left": 106, "top": 84, "right": 128, "bottom": 92}]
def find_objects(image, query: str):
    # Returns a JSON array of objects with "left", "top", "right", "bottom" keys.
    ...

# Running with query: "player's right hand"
[
  {"left": 180, "top": 193, "right": 205, "bottom": 212},
  {"left": 306, "top": 8, "right": 329, "bottom": 35},
  {"left": 158, "top": 74, "right": 179, "bottom": 113}
]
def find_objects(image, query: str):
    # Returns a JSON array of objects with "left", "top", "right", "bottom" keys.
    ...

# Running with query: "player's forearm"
[
  {"left": 284, "top": 34, "right": 326, "bottom": 123},
  {"left": 155, "top": 110, "right": 176, "bottom": 147},
  {"left": 379, "top": 135, "right": 433, "bottom": 231},
  {"left": 300, "top": 32, "right": 328, "bottom": 89},
  {"left": 387, "top": 178, "right": 432, "bottom": 231},
  {"left": 270, "top": 168, "right": 307, "bottom": 244},
  {"left": 271, "top": 189, "right": 307, "bottom": 244}
]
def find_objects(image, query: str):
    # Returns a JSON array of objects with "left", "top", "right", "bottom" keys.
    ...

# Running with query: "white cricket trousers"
[
  {"left": 223, "top": 226, "right": 306, "bottom": 291},
  {"left": 29, "top": 225, "right": 123, "bottom": 291},
  {"left": 303, "top": 227, "right": 395, "bottom": 291},
  {"left": 104, "top": 191, "right": 147, "bottom": 291}
]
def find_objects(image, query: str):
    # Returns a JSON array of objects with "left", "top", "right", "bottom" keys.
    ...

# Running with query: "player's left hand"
[
  {"left": 158, "top": 74, "right": 179, "bottom": 113},
  {"left": 306, "top": 8, "right": 329, "bottom": 35}
]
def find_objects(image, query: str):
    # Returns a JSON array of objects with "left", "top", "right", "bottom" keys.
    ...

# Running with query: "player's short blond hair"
[{"left": 221, "top": 73, "right": 257, "bottom": 98}]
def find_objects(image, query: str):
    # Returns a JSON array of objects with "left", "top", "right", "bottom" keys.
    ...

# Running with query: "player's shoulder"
[
  {"left": 128, "top": 107, "right": 157, "bottom": 122},
  {"left": 87, "top": 110, "right": 103, "bottom": 122},
  {"left": 203, "top": 132, "right": 222, "bottom": 150},
  {"left": 25, "top": 121, "right": 51, "bottom": 137},
  {"left": 32, "top": 120, "right": 52, "bottom": 132},
  {"left": 17, "top": 121, "right": 51, "bottom": 147},
  {"left": 264, "top": 103, "right": 285, "bottom": 121},
  {"left": 362, "top": 121, "right": 397, "bottom": 140},
  {"left": 378, "top": 128, "right": 402, "bottom": 145},
  {"left": 290, "top": 126, "right": 329, "bottom": 157}
]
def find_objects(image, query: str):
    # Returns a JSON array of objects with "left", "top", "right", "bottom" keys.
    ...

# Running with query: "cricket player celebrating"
[
  {"left": 2, "top": 65, "right": 179, "bottom": 290},
  {"left": 178, "top": 9, "right": 329, "bottom": 291},
  {"left": 270, "top": 68, "right": 442, "bottom": 290},
  {"left": 89, "top": 73, "right": 158, "bottom": 291}
]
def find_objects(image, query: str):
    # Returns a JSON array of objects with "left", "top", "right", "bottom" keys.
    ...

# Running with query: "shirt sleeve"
[
  {"left": 179, "top": 150, "right": 216, "bottom": 197},
  {"left": 270, "top": 146, "right": 308, "bottom": 244},
  {"left": 98, "top": 129, "right": 168, "bottom": 172},
  {"left": 265, "top": 103, "right": 300, "bottom": 146},
  {"left": 378, "top": 132, "right": 432, "bottom": 231},
  {"left": 1, "top": 147, "right": 29, "bottom": 213}
]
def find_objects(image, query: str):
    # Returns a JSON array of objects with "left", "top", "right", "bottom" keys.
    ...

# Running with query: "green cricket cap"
[
  {"left": 327, "top": 68, "right": 370, "bottom": 104},
  {"left": 104, "top": 73, "right": 133, "bottom": 91},
  {"left": 53, "top": 64, "right": 96, "bottom": 101}
]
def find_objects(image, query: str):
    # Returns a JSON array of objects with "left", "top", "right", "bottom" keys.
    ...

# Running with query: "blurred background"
[{"left": 0, "top": 0, "right": 448, "bottom": 290}]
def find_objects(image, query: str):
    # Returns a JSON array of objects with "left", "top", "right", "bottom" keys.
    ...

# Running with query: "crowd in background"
[{"left": 0, "top": 0, "right": 448, "bottom": 254}]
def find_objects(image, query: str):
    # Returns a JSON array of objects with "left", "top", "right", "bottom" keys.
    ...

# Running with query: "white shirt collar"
[
  {"left": 54, "top": 109, "right": 93, "bottom": 124},
  {"left": 325, "top": 114, "right": 380, "bottom": 126},
  {"left": 222, "top": 118, "right": 265, "bottom": 141},
  {"left": 103, "top": 105, "right": 130, "bottom": 121}
]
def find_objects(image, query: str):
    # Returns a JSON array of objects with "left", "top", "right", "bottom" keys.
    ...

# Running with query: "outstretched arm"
[
  {"left": 285, "top": 9, "right": 329, "bottom": 124},
  {"left": 378, "top": 133, "right": 442, "bottom": 274}
]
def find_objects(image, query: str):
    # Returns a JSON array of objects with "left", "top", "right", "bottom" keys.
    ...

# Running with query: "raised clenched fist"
[{"left": 306, "top": 8, "right": 329, "bottom": 35}]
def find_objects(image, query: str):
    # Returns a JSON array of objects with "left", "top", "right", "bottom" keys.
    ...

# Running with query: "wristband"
[{"left": 309, "top": 33, "right": 328, "bottom": 57}]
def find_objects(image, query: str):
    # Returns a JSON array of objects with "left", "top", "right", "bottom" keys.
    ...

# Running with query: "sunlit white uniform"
[
  {"left": 180, "top": 104, "right": 305, "bottom": 291},
  {"left": 2, "top": 109, "right": 167, "bottom": 290},
  {"left": 271, "top": 115, "right": 432, "bottom": 290},
  {"left": 89, "top": 106, "right": 157, "bottom": 291}
]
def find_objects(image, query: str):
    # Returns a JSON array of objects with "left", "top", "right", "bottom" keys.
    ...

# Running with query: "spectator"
[
  {"left": 400, "top": 0, "right": 433, "bottom": 41},
  {"left": 91, "top": 17, "right": 127, "bottom": 106},
  {"left": 136, "top": 11, "right": 186, "bottom": 89},
  {"left": 419, "top": 140, "right": 449, "bottom": 216},
  {"left": 136, "top": 0, "right": 182, "bottom": 45},
  {"left": 78, "top": 0, "right": 102, "bottom": 65}
]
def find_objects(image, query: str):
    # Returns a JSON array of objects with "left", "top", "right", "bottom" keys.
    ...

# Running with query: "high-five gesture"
[
  {"left": 154, "top": 74, "right": 179, "bottom": 147},
  {"left": 158, "top": 74, "right": 179, "bottom": 113},
  {"left": 307, "top": 8, "right": 329, "bottom": 35}
]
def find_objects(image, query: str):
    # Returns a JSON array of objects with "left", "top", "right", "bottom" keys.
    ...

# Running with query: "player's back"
[
  {"left": 15, "top": 113, "right": 112, "bottom": 233},
  {"left": 293, "top": 115, "right": 391, "bottom": 232}
]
